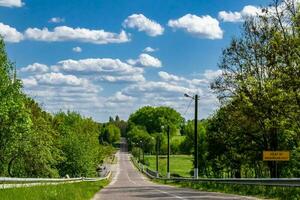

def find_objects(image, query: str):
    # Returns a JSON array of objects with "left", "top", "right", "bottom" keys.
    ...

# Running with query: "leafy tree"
[
  {"left": 128, "top": 106, "right": 184, "bottom": 134},
  {"left": 127, "top": 125, "right": 154, "bottom": 153},
  {"left": 0, "top": 38, "right": 32, "bottom": 177},
  {"left": 212, "top": 0, "right": 300, "bottom": 177},
  {"left": 100, "top": 123, "right": 121, "bottom": 144}
]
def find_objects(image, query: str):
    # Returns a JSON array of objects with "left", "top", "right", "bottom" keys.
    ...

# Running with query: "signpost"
[
  {"left": 263, "top": 151, "right": 290, "bottom": 161},
  {"left": 263, "top": 151, "right": 290, "bottom": 178}
]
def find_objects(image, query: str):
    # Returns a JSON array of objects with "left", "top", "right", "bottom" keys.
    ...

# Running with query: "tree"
[
  {"left": 128, "top": 106, "right": 184, "bottom": 134},
  {"left": 212, "top": 0, "right": 300, "bottom": 177},
  {"left": 0, "top": 38, "right": 32, "bottom": 177},
  {"left": 100, "top": 123, "right": 121, "bottom": 144}
]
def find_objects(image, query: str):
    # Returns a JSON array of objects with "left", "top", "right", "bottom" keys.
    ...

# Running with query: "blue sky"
[{"left": 0, "top": 0, "right": 270, "bottom": 122}]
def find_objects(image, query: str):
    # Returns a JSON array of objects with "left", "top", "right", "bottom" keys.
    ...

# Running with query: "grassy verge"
[
  {"left": 144, "top": 155, "right": 193, "bottom": 177},
  {"left": 155, "top": 180, "right": 300, "bottom": 200},
  {"left": 0, "top": 180, "right": 109, "bottom": 200}
]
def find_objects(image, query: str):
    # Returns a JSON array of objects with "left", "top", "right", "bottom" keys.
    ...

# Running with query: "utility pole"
[
  {"left": 167, "top": 125, "right": 170, "bottom": 178},
  {"left": 156, "top": 136, "right": 159, "bottom": 178},
  {"left": 184, "top": 93, "right": 199, "bottom": 179},
  {"left": 194, "top": 94, "right": 199, "bottom": 179}
]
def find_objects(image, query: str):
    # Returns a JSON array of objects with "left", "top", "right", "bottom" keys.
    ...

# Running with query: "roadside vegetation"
[
  {"left": 0, "top": 38, "right": 123, "bottom": 178},
  {"left": 158, "top": 180, "right": 300, "bottom": 200},
  {"left": 0, "top": 180, "right": 108, "bottom": 200},
  {"left": 128, "top": 0, "right": 300, "bottom": 180},
  {"left": 144, "top": 155, "right": 193, "bottom": 177}
]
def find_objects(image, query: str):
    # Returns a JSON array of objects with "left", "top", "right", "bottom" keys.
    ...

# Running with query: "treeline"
[
  {"left": 207, "top": 0, "right": 300, "bottom": 178},
  {"left": 128, "top": 0, "right": 300, "bottom": 178},
  {"left": 0, "top": 39, "right": 116, "bottom": 178},
  {"left": 98, "top": 116, "right": 127, "bottom": 145}
]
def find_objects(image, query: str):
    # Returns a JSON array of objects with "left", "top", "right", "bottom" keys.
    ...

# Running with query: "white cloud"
[
  {"left": 24, "top": 26, "right": 130, "bottom": 44},
  {"left": 0, "top": 22, "right": 23, "bottom": 42},
  {"left": 72, "top": 46, "right": 82, "bottom": 53},
  {"left": 143, "top": 46, "right": 157, "bottom": 53},
  {"left": 20, "top": 63, "right": 49, "bottom": 73},
  {"left": 99, "top": 74, "right": 145, "bottom": 83},
  {"left": 127, "top": 53, "right": 162, "bottom": 68},
  {"left": 53, "top": 58, "right": 143, "bottom": 75},
  {"left": 123, "top": 14, "right": 164, "bottom": 37},
  {"left": 22, "top": 77, "right": 38, "bottom": 87},
  {"left": 108, "top": 91, "right": 135, "bottom": 103},
  {"left": 203, "top": 69, "right": 222, "bottom": 80},
  {"left": 48, "top": 17, "right": 65, "bottom": 23},
  {"left": 0, "top": 0, "right": 23, "bottom": 7},
  {"left": 168, "top": 14, "right": 223, "bottom": 39},
  {"left": 218, "top": 11, "right": 242, "bottom": 23},
  {"left": 219, "top": 5, "right": 262, "bottom": 22},
  {"left": 123, "top": 81, "right": 201, "bottom": 98},
  {"left": 35, "top": 72, "right": 89, "bottom": 86},
  {"left": 29, "top": 58, "right": 145, "bottom": 84},
  {"left": 158, "top": 71, "right": 185, "bottom": 82}
]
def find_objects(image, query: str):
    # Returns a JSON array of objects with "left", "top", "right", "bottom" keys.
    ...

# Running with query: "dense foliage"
[
  {"left": 0, "top": 39, "right": 116, "bottom": 177},
  {"left": 129, "top": 0, "right": 299, "bottom": 179},
  {"left": 209, "top": 0, "right": 300, "bottom": 178},
  {"left": 127, "top": 106, "right": 184, "bottom": 155}
]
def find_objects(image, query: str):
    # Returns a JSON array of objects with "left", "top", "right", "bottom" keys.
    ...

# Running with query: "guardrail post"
[{"left": 167, "top": 172, "right": 170, "bottom": 179}]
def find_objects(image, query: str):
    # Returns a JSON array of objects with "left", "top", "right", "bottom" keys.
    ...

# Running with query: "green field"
[
  {"left": 144, "top": 155, "right": 193, "bottom": 177},
  {"left": 0, "top": 180, "right": 108, "bottom": 200}
]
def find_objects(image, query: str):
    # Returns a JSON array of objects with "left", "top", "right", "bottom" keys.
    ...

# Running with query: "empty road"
[{"left": 92, "top": 139, "right": 259, "bottom": 200}]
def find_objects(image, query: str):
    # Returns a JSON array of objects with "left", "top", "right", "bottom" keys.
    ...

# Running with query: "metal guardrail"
[
  {"left": 0, "top": 170, "right": 112, "bottom": 189},
  {"left": 131, "top": 156, "right": 300, "bottom": 187}
]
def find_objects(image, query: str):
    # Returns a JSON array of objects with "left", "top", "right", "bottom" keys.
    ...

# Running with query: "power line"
[{"left": 183, "top": 98, "right": 193, "bottom": 116}]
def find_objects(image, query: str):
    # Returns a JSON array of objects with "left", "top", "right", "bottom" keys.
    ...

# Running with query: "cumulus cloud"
[
  {"left": 24, "top": 26, "right": 130, "bottom": 44},
  {"left": 158, "top": 71, "right": 185, "bottom": 82},
  {"left": 203, "top": 69, "right": 222, "bottom": 80},
  {"left": 108, "top": 91, "right": 135, "bottom": 103},
  {"left": 0, "top": 0, "right": 23, "bottom": 7},
  {"left": 20, "top": 63, "right": 49, "bottom": 73},
  {"left": 72, "top": 46, "right": 82, "bottom": 53},
  {"left": 123, "top": 14, "right": 164, "bottom": 37},
  {"left": 127, "top": 53, "right": 162, "bottom": 68},
  {"left": 219, "top": 5, "right": 262, "bottom": 22},
  {"left": 123, "top": 81, "right": 200, "bottom": 98},
  {"left": 143, "top": 46, "right": 157, "bottom": 53},
  {"left": 35, "top": 72, "right": 89, "bottom": 86},
  {"left": 99, "top": 74, "right": 145, "bottom": 83},
  {"left": 52, "top": 58, "right": 143, "bottom": 75},
  {"left": 22, "top": 77, "right": 38, "bottom": 87},
  {"left": 0, "top": 22, "right": 23, "bottom": 42},
  {"left": 168, "top": 14, "right": 223, "bottom": 39},
  {"left": 48, "top": 17, "right": 65, "bottom": 23}
]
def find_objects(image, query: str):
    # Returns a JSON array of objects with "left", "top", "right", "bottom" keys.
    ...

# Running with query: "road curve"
[{"left": 92, "top": 139, "right": 260, "bottom": 200}]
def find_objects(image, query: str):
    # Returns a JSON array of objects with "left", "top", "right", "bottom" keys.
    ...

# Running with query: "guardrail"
[
  {"left": 0, "top": 171, "right": 112, "bottom": 189},
  {"left": 131, "top": 156, "right": 300, "bottom": 187}
]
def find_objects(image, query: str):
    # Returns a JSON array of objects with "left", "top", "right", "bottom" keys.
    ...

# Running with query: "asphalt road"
[{"left": 92, "top": 139, "right": 260, "bottom": 200}]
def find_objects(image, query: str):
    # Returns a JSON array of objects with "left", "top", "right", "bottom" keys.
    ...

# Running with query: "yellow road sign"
[{"left": 263, "top": 151, "right": 290, "bottom": 161}]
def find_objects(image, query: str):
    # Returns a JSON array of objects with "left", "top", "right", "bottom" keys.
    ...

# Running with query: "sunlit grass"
[
  {"left": 0, "top": 180, "right": 108, "bottom": 200},
  {"left": 144, "top": 155, "right": 193, "bottom": 177}
]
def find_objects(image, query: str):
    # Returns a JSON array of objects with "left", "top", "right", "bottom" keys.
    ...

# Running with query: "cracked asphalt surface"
[{"left": 92, "top": 139, "right": 260, "bottom": 200}]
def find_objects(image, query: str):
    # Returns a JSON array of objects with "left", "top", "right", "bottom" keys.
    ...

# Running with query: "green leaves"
[
  {"left": 210, "top": 0, "right": 300, "bottom": 178},
  {"left": 0, "top": 38, "right": 114, "bottom": 178}
]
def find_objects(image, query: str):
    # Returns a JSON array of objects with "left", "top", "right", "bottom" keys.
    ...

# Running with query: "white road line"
[
  {"left": 153, "top": 188, "right": 187, "bottom": 200},
  {"left": 126, "top": 173, "right": 138, "bottom": 185},
  {"left": 108, "top": 152, "right": 120, "bottom": 186}
]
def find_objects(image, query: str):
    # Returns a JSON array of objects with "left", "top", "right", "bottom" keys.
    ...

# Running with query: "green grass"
[
  {"left": 144, "top": 155, "right": 193, "bottom": 177},
  {"left": 154, "top": 180, "right": 300, "bottom": 200},
  {"left": 0, "top": 180, "right": 109, "bottom": 200}
]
